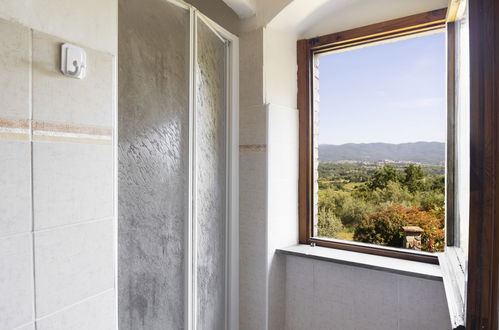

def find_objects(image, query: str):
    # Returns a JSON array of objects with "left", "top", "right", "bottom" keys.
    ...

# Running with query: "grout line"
[
  {"left": 34, "top": 288, "right": 115, "bottom": 322},
  {"left": 28, "top": 27, "right": 38, "bottom": 330},
  {"left": 12, "top": 321, "right": 35, "bottom": 330},
  {"left": 32, "top": 217, "right": 113, "bottom": 235},
  {"left": 0, "top": 231, "right": 35, "bottom": 241},
  {"left": 112, "top": 50, "right": 119, "bottom": 330}
]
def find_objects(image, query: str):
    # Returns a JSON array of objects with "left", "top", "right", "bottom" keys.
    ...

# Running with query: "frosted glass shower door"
[
  {"left": 119, "top": 1, "right": 236, "bottom": 329},
  {"left": 195, "top": 17, "right": 228, "bottom": 330},
  {"left": 118, "top": 0, "right": 190, "bottom": 329}
]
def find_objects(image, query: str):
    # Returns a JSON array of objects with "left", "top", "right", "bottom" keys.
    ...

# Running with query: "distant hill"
[{"left": 319, "top": 142, "right": 445, "bottom": 164}]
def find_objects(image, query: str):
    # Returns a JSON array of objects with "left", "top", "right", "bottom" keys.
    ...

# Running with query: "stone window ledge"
[{"left": 277, "top": 244, "right": 443, "bottom": 281}]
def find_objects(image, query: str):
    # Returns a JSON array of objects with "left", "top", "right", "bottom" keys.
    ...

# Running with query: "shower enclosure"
[{"left": 118, "top": 0, "right": 238, "bottom": 328}]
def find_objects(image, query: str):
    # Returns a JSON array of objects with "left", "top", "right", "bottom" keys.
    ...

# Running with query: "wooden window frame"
[
  {"left": 297, "top": 8, "right": 448, "bottom": 264},
  {"left": 466, "top": 0, "right": 499, "bottom": 328}
]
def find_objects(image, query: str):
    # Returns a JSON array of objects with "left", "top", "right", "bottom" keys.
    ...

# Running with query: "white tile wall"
[
  {"left": 0, "top": 14, "right": 115, "bottom": 330},
  {"left": 398, "top": 275, "right": 450, "bottom": 328},
  {"left": 239, "top": 151, "right": 268, "bottom": 330},
  {"left": 34, "top": 219, "right": 114, "bottom": 317},
  {"left": 0, "top": 19, "right": 30, "bottom": 120},
  {"left": 0, "top": 234, "right": 34, "bottom": 330},
  {"left": 33, "top": 142, "right": 113, "bottom": 230},
  {"left": 0, "top": 141, "right": 31, "bottom": 237},
  {"left": 32, "top": 31, "right": 113, "bottom": 128},
  {"left": 284, "top": 255, "right": 452, "bottom": 330},
  {"left": 284, "top": 257, "right": 313, "bottom": 330},
  {"left": 36, "top": 289, "right": 116, "bottom": 330}
]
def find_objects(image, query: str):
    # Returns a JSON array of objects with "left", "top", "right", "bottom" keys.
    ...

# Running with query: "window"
[{"left": 298, "top": 9, "right": 450, "bottom": 263}]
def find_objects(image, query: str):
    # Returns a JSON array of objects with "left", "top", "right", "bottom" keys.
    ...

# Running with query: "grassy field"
[{"left": 334, "top": 228, "right": 354, "bottom": 241}]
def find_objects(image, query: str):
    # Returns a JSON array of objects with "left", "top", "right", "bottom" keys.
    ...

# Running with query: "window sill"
[
  {"left": 438, "top": 247, "right": 466, "bottom": 329},
  {"left": 277, "top": 244, "right": 443, "bottom": 281}
]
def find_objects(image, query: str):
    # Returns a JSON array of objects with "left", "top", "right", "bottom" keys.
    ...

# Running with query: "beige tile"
[
  {"left": 32, "top": 31, "right": 113, "bottom": 128},
  {"left": 239, "top": 104, "right": 267, "bottom": 146},
  {"left": 314, "top": 261, "right": 355, "bottom": 305},
  {"left": 33, "top": 141, "right": 113, "bottom": 230},
  {"left": 397, "top": 276, "right": 450, "bottom": 327},
  {"left": 0, "top": 234, "right": 34, "bottom": 329},
  {"left": 285, "top": 256, "right": 314, "bottom": 330},
  {"left": 399, "top": 317, "right": 451, "bottom": 330},
  {"left": 240, "top": 29, "right": 264, "bottom": 109},
  {"left": 352, "top": 311, "right": 399, "bottom": 330},
  {"left": 0, "top": 141, "right": 31, "bottom": 236},
  {"left": 351, "top": 267, "right": 399, "bottom": 317},
  {"left": 34, "top": 219, "right": 114, "bottom": 317},
  {"left": 0, "top": 19, "right": 30, "bottom": 120},
  {"left": 36, "top": 290, "right": 116, "bottom": 330},
  {"left": 239, "top": 151, "right": 268, "bottom": 330},
  {"left": 312, "top": 300, "right": 354, "bottom": 330}
]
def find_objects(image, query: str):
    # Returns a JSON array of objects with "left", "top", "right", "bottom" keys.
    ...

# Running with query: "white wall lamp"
[{"left": 60, "top": 43, "right": 87, "bottom": 79}]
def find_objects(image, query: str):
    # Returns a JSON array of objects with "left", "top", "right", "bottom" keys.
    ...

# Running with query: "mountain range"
[{"left": 319, "top": 142, "right": 445, "bottom": 164}]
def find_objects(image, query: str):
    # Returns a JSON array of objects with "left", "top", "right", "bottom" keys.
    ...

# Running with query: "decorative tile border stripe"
[
  {"left": 32, "top": 134, "right": 112, "bottom": 145},
  {"left": 32, "top": 121, "right": 112, "bottom": 137},
  {"left": 0, "top": 119, "right": 30, "bottom": 140},
  {"left": 239, "top": 144, "right": 267, "bottom": 153},
  {"left": 0, "top": 118, "right": 30, "bottom": 129},
  {"left": 0, "top": 117, "right": 112, "bottom": 144}
]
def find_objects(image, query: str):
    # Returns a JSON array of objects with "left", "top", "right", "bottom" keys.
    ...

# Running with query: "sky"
[{"left": 318, "top": 32, "right": 446, "bottom": 145}]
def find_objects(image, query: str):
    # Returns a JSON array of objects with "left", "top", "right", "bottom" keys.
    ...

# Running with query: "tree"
[
  {"left": 402, "top": 164, "right": 425, "bottom": 193},
  {"left": 368, "top": 181, "right": 414, "bottom": 207},
  {"left": 317, "top": 208, "right": 343, "bottom": 238},
  {"left": 318, "top": 189, "right": 374, "bottom": 227},
  {"left": 429, "top": 175, "right": 445, "bottom": 194},
  {"left": 367, "top": 165, "right": 400, "bottom": 190},
  {"left": 353, "top": 205, "right": 406, "bottom": 247}
]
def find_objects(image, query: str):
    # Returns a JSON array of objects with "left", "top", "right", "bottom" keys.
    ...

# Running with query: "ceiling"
[{"left": 267, "top": 0, "right": 448, "bottom": 38}]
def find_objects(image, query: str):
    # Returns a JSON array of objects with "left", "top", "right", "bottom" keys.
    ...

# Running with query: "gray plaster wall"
[{"left": 118, "top": 0, "right": 190, "bottom": 329}]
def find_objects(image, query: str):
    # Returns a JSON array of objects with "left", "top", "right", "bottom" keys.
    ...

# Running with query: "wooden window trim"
[
  {"left": 298, "top": 8, "right": 448, "bottom": 264},
  {"left": 466, "top": 0, "right": 499, "bottom": 328}
]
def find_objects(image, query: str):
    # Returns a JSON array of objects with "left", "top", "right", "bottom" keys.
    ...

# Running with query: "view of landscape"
[
  {"left": 317, "top": 142, "right": 445, "bottom": 252},
  {"left": 317, "top": 32, "right": 446, "bottom": 252}
]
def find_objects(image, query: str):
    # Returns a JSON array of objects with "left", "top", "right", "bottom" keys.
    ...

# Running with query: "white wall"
[
  {"left": 267, "top": 103, "right": 299, "bottom": 329},
  {"left": 0, "top": 1, "right": 117, "bottom": 329}
]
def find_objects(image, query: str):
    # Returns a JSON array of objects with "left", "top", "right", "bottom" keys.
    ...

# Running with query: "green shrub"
[
  {"left": 353, "top": 205, "right": 406, "bottom": 247},
  {"left": 317, "top": 208, "right": 344, "bottom": 238}
]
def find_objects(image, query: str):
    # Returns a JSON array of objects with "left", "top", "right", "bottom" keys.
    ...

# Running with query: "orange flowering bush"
[{"left": 353, "top": 205, "right": 444, "bottom": 252}]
